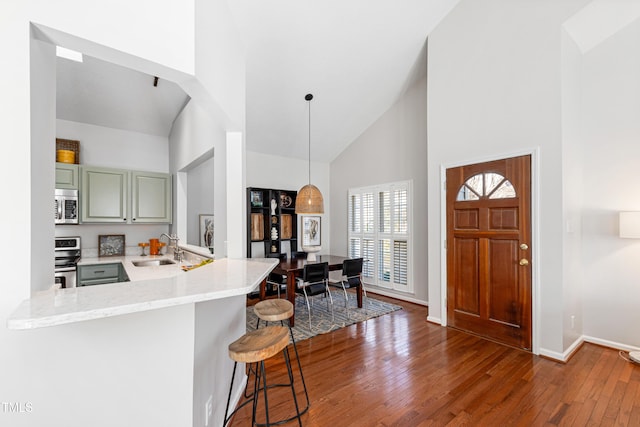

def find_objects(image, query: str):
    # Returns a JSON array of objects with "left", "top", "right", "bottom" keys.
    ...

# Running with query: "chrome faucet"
[{"left": 160, "top": 233, "right": 184, "bottom": 262}]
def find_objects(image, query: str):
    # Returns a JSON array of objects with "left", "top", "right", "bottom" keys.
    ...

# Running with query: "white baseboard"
[
  {"left": 583, "top": 335, "right": 640, "bottom": 353},
  {"left": 538, "top": 335, "right": 640, "bottom": 363},
  {"left": 426, "top": 315, "right": 442, "bottom": 325},
  {"left": 539, "top": 336, "right": 583, "bottom": 362},
  {"left": 366, "top": 288, "right": 428, "bottom": 306}
]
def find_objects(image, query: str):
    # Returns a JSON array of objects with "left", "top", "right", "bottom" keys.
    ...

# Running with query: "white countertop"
[
  {"left": 77, "top": 253, "right": 201, "bottom": 282},
  {"left": 7, "top": 257, "right": 277, "bottom": 330}
]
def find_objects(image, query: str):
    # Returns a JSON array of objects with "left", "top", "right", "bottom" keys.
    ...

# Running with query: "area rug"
[{"left": 246, "top": 292, "right": 402, "bottom": 343}]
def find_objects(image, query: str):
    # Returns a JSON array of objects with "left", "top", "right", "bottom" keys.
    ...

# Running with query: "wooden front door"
[{"left": 446, "top": 155, "right": 532, "bottom": 350}]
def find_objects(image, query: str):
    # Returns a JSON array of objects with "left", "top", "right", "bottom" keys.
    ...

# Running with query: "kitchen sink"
[{"left": 131, "top": 259, "right": 176, "bottom": 267}]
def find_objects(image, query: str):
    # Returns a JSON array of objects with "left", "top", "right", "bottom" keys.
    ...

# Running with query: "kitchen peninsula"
[
  {"left": 8, "top": 252, "right": 277, "bottom": 330},
  {"left": 6, "top": 249, "right": 277, "bottom": 426}
]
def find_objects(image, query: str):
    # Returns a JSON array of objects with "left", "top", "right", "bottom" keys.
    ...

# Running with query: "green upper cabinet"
[
  {"left": 81, "top": 166, "right": 129, "bottom": 223},
  {"left": 131, "top": 171, "right": 172, "bottom": 223},
  {"left": 80, "top": 166, "right": 172, "bottom": 224},
  {"left": 55, "top": 162, "right": 79, "bottom": 189}
]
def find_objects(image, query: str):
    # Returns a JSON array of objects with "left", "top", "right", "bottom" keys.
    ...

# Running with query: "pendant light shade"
[
  {"left": 296, "top": 94, "right": 325, "bottom": 214},
  {"left": 296, "top": 184, "right": 324, "bottom": 214}
]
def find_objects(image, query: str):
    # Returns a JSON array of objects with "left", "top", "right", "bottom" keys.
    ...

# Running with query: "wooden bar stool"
[
  {"left": 224, "top": 326, "right": 303, "bottom": 427},
  {"left": 253, "top": 299, "right": 310, "bottom": 418}
]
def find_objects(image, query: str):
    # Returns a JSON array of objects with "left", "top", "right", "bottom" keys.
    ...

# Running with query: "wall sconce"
[{"left": 619, "top": 212, "right": 640, "bottom": 238}]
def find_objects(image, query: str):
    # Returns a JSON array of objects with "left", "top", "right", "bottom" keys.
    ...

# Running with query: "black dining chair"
[
  {"left": 291, "top": 251, "right": 307, "bottom": 260},
  {"left": 329, "top": 258, "right": 366, "bottom": 318},
  {"left": 265, "top": 253, "right": 287, "bottom": 297},
  {"left": 295, "top": 262, "right": 333, "bottom": 331}
]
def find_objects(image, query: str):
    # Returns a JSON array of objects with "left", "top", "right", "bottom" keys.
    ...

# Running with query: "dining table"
[{"left": 260, "top": 255, "right": 361, "bottom": 327}]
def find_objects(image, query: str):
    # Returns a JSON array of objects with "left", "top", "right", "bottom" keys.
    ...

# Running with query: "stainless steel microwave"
[{"left": 55, "top": 188, "right": 79, "bottom": 224}]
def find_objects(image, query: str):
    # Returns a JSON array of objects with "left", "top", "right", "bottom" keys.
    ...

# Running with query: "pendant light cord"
[{"left": 308, "top": 97, "right": 311, "bottom": 186}]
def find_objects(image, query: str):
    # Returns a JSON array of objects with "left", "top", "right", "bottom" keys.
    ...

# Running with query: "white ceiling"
[
  {"left": 229, "top": 0, "right": 460, "bottom": 162},
  {"left": 56, "top": 55, "right": 190, "bottom": 137},
  {"left": 56, "top": 0, "right": 461, "bottom": 161},
  {"left": 563, "top": 0, "right": 640, "bottom": 53}
]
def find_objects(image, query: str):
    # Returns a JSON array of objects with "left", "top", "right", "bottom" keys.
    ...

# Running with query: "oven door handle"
[
  {"left": 57, "top": 198, "right": 63, "bottom": 220},
  {"left": 55, "top": 266, "right": 77, "bottom": 273}
]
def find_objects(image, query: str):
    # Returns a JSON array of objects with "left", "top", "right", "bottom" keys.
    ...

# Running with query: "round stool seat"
[
  {"left": 254, "top": 299, "right": 294, "bottom": 322},
  {"left": 228, "top": 326, "right": 289, "bottom": 364}
]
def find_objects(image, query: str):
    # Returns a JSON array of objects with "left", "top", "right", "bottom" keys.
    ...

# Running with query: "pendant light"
[{"left": 295, "top": 93, "right": 324, "bottom": 214}]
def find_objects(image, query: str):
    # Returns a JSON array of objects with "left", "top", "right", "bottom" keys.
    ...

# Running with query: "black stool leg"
[
  {"left": 285, "top": 319, "right": 310, "bottom": 414},
  {"left": 258, "top": 360, "right": 270, "bottom": 426},
  {"left": 282, "top": 347, "right": 303, "bottom": 426},
  {"left": 244, "top": 318, "right": 264, "bottom": 399},
  {"left": 258, "top": 318, "right": 310, "bottom": 419},
  {"left": 224, "top": 361, "right": 238, "bottom": 426}
]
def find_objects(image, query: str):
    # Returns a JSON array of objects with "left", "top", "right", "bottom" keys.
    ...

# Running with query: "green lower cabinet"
[{"left": 77, "top": 263, "right": 129, "bottom": 286}]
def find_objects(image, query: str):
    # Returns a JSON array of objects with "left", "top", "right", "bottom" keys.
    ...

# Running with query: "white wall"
[
  {"left": 192, "top": 296, "right": 246, "bottom": 426},
  {"left": 30, "top": 38, "right": 57, "bottom": 297},
  {"left": 561, "top": 30, "right": 584, "bottom": 351},
  {"left": 57, "top": 119, "right": 170, "bottom": 172},
  {"left": 427, "top": 0, "right": 591, "bottom": 356},
  {"left": 2, "top": 305, "right": 196, "bottom": 427},
  {"left": 246, "top": 151, "right": 330, "bottom": 256},
  {"left": 1, "top": 1, "right": 242, "bottom": 425},
  {"left": 170, "top": 100, "right": 228, "bottom": 261},
  {"left": 187, "top": 156, "right": 215, "bottom": 247},
  {"left": 195, "top": 0, "right": 245, "bottom": 129},
  {"left": 580, "top": 18, "right": 640, "bottom": 349},
  {"left": 329, "top": 48, "right": 428, "bottom": 303}
]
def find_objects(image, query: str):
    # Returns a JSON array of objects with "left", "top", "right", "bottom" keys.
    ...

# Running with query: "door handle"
[
  {"left": 520, "top": 243, "right": 529, "bottom": 250},
  {"left": 519, "top": 259, "right": 529, "bottom": 266}
]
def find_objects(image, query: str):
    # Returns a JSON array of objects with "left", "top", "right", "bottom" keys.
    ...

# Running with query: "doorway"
[{"left": 445, "top": 155, "right": 532, "bottom": 350}]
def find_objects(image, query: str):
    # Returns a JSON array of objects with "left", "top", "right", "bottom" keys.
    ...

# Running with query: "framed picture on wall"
[
  {"left": 302, "top": 216, "right": 321, "bottom": 247},
  {"left": 199, "top": 214, "right": 214, "bottom": 251}
]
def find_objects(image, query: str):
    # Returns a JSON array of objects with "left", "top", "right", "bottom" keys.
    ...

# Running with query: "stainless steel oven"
[{"left": 55, "top": 236, "right": 81, "bottom": 288}]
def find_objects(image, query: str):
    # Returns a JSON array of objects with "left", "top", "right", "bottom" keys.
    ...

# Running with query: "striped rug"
[{"left": 246, "top": 291, "right": 402, "bottom": 343}]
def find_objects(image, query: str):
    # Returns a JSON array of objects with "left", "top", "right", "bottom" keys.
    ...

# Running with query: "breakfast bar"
[{"left": 8, "top": 257, "right": 277, "bottom": 330}]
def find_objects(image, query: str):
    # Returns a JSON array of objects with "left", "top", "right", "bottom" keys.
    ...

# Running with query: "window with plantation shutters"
[{"left": 348, "top": 181, "right": 412, "bottom": 292}]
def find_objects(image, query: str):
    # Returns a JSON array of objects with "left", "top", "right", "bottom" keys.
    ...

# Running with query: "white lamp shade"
[{"left": 619, "top": 212, "right": 640, "bottom": 238}]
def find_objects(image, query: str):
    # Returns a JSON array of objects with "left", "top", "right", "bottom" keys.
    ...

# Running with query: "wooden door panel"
[
  {"left": 488, "top": 239, "right": 519, "bottom": 326},
  {"left": 488, "top": 208, "right": 518, "bottom": 230},
  {"left": 453, "top": 238, "right": 480, "bottom": 315},
  {"left": 446, "top": 155, "right": 532, "bottom": 350},
  {"left": 454, "top": 209, "right": 480, "bottom": 230}
]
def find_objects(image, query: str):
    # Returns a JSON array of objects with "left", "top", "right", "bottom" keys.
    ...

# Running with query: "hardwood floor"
[{"left": 229, "top": 294, "right": 640, "bottom": 426}]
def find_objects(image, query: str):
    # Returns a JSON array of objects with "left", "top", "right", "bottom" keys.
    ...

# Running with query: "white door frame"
[{"left": 439, "top": 148, "right": 540, "bottom": 355}]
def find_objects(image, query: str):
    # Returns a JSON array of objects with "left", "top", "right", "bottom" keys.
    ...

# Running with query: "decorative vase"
[
  {"left": 149, "top": 238, "right": 160, "bottom": 255},
  {"left": 271, "top": 227, "right": 278, "bottom": 240},
  {"left": 302, "top": 245, "right": 321, "bottom": 262}
]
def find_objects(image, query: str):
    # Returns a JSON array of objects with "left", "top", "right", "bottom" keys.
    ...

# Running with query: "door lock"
[
  {"left": 520, "top": 243, "right": 529, "bottom": 250},
  {"left": 519, "top": 259, "right": 529, "bottom": 266}
]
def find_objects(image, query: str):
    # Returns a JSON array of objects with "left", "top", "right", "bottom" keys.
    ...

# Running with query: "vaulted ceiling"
[
  {"left": 56, "top": 0, "right": 461, "bottom": 161},
  {"left": 227, "top": 0, "right": 461, "bottom": 162}
]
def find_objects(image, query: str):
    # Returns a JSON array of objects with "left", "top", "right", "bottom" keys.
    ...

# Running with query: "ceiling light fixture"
[
  {"left": 56, "top": 46, "right": 83, "bottom": 63},
  {"left": 295, "top": 93, "right": 324, "bottom": 214}
]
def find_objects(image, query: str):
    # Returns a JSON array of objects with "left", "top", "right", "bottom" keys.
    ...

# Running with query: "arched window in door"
[{"left": 456, "top": 172, "right": 516, "bottom": 201}]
